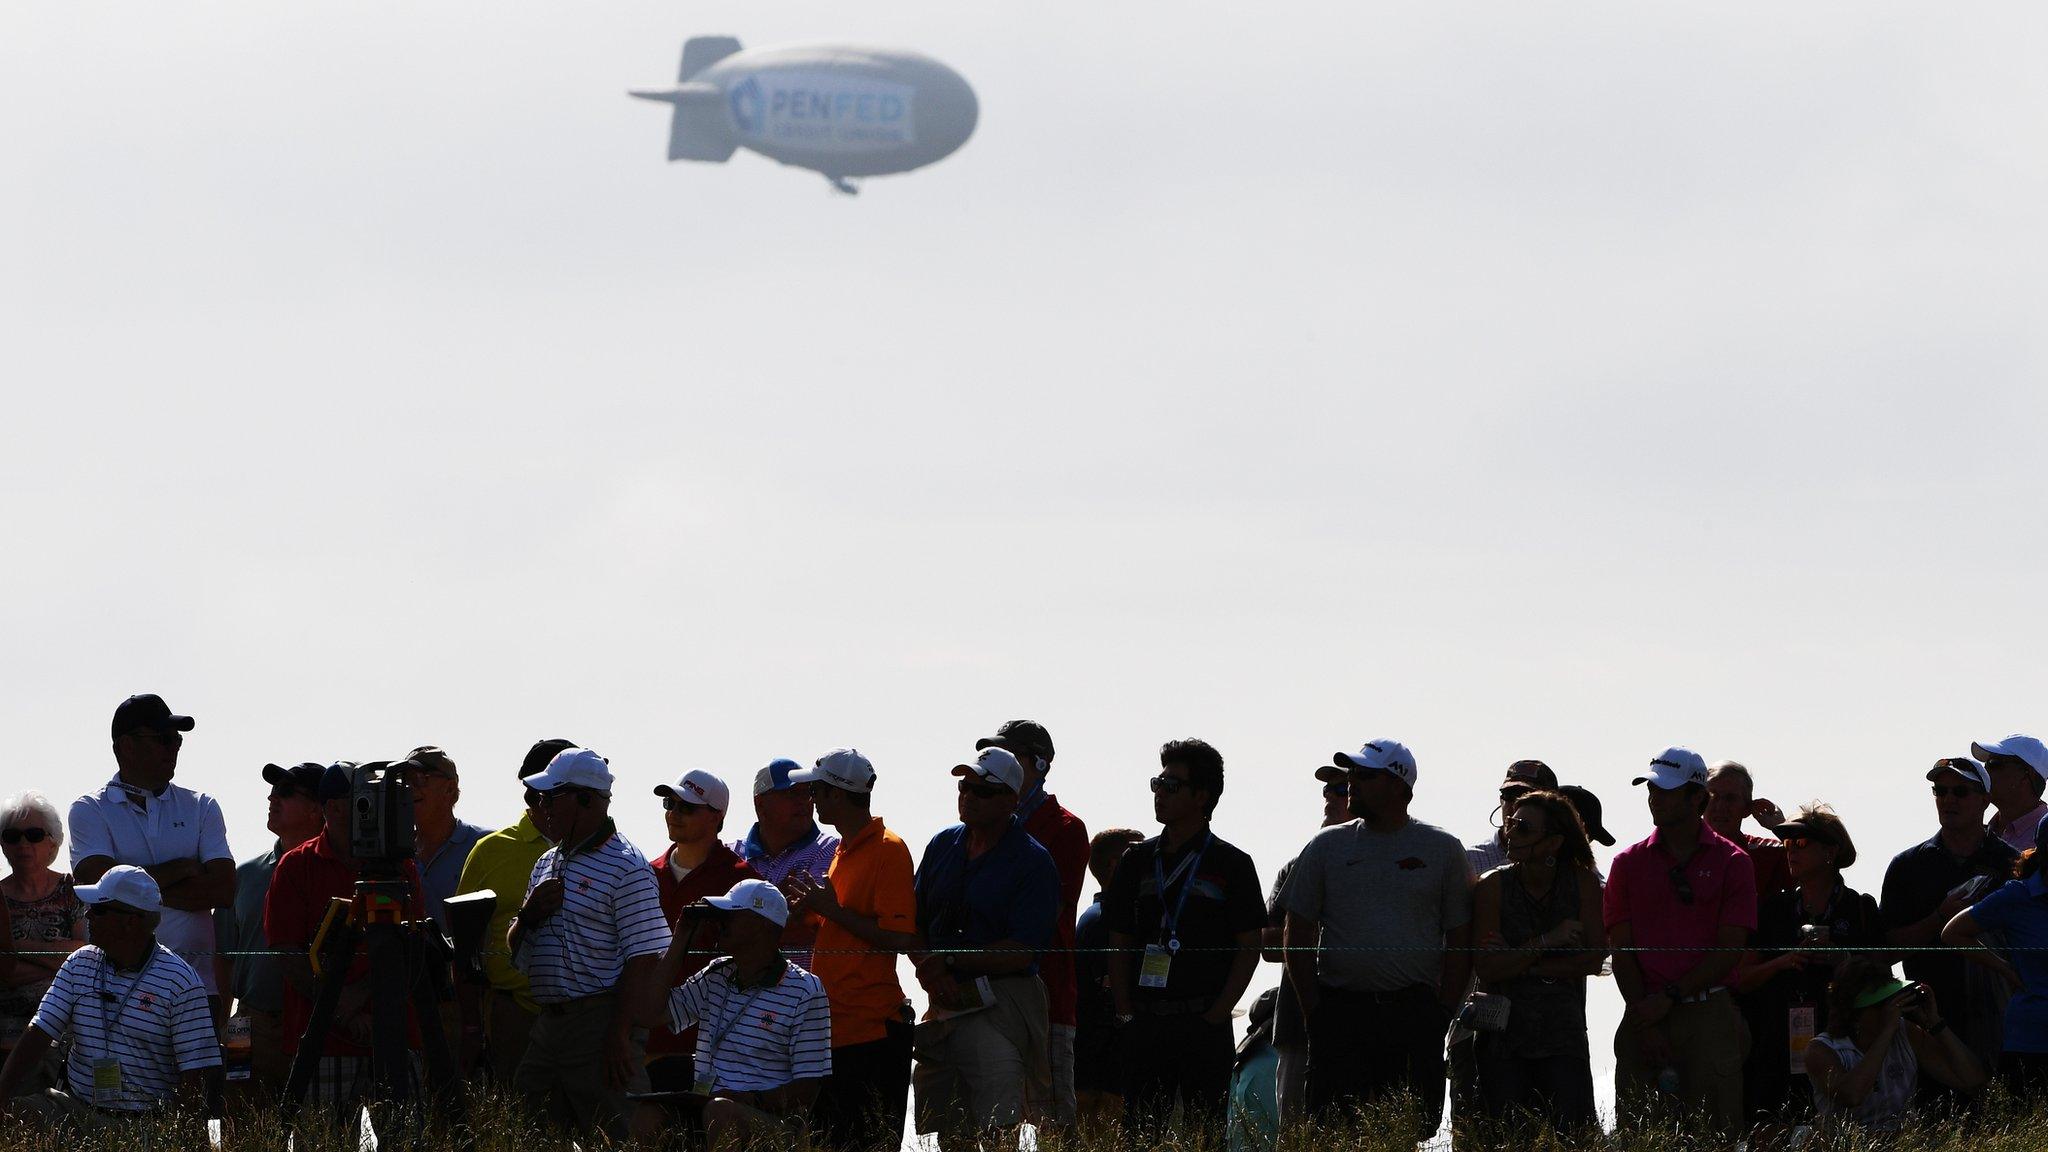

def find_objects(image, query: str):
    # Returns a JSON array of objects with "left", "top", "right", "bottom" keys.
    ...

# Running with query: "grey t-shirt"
[{"left": 1281, "top": 817, "right": 1475, "bottom": 992}]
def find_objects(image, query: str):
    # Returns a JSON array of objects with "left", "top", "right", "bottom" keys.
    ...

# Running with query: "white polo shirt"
[
  {"left": 666, "top": 958, "right": 832, "bottom": 1092},
  {"left": 70, "top": 777, "right": 234, "bottom": 996},
  {"left": 518, "top": 825, "right": 669, "bottom": 1003},
  {"left": 31, "top": 943, "right": 221, "bottom": 1111}
]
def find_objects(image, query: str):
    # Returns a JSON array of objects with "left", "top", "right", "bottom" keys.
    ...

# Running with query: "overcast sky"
[{"left": 5, "top": 0, "right": 2046, "bottom": 1124}]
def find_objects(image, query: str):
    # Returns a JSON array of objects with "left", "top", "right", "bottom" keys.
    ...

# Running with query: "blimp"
[{"left": 630, "top": 37, "right": 978, "bottom": 194}]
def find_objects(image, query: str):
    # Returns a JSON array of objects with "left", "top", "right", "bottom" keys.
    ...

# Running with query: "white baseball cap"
[
  {"left": 1926, "top": 756, "right": 1992, "bottom": 792},
  {"left": 953, "top": 747, "right": 1024, "bottom": 793},
  {"left": 1332, "top": 739, "right": 1418, "bottom": 789},
  {"left": 1633, "top": 747, "right": 1709, "bottom": 791},
  {"left": 789, "top": 748, "right": 876, "bottom": 794},
  {"left": 704, "top": 877, "right": 790, "bottom": 928},
  {"left": 76, "top": 864, "right": 162, "bottom": 914},
  {"left": 654, "top": 769, "right": 730, "bottom": 812},
  {"left": 1971, "top": 735, "right": 2048, "bottom": 779},
  {"left": 530, "top": 748, "right": 614, "bottom": 795}
]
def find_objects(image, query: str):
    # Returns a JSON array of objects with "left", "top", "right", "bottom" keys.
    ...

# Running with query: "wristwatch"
[{"left": 1661, "top": 983, "right": 1683, "bottom": 1004}]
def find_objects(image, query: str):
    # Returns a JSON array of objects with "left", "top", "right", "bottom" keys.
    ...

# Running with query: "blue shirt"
[
  {"left": 1966, "top": 873, "right": 2048, "bottom": 1053},
  {"left": 215, "top": 841, "right": 287, "bottom": 1013},
  {"left": 914, "top": 818, "right": 1059, "bottom": 974},
  {"left": 419, "top": 819, "right": 491, "bottom": 929}
]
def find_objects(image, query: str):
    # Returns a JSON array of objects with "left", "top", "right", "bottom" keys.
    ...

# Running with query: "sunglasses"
[
  {"left": 525, "top": 787, "right": 577, "bottom": 806},
  {"left": 0, "top": 828, "right": 47, "bottom": 846},
  {"left": 1149, "top": 775, "right": 1188, "bottom": 795},
  {"left": 87, "top": 903, "right": 144, "bottom": 919},
  {"left": 1322, "top": 782, "right": 1349, "bottom": 798},
  {"left": 1503, "top": 816, "right": 1544, "bottom": 836},
  {"left": 1930, "top": 785, "right": 1981, "bottom": 799},
  {"left": 957, "top": 778, "right": 1012, "bottom": 800},
  {"left": 124, "top": 729, "right": 182, "bottom": 748},
  {"left": 662, "top": 796, "right": 709, "bottom": 814},
  {"left": 1780, "top": 836, "right": 1825, "bottom": 850},
  {"left": 1668, "top": 865, "right": 1695, "bottom": 906}
]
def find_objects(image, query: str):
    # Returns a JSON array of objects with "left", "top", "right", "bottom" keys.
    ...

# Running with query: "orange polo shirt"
[{"left": 812, "top": 817, "right": 915, "bottom": 1048}]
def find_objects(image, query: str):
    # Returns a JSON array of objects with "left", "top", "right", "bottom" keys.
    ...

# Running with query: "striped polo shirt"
[
  {"left": 31, "top": 943, "right": 221, "bottom": 1111},
  {"left": 731, "top": 822, "right": 839, "bottom": 971},
  {"left": 519, "top": 822, "right": 670, "bottom": 1003},
  {"left": 666, "top": 958, "right": 832, "bottom": 1092}
]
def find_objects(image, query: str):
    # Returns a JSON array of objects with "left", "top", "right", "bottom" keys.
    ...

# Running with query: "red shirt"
[
  {"left": 1737, "top": 833, "right": 1792, "bottom": 900},
  {"left": 645, "top": 841, "right": 757, "bottom": 1057},
  {"left": 1603, "top": 823, "right": 1758, "bottom": 988},
  {"left": 263, "top": 831, "right": 426, "bottom": 1057},
  {"left": 1022, "top": 795, "right": 1089, "bottom": 1027}
]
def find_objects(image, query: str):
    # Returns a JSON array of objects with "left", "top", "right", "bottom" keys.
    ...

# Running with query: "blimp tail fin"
[
  {"left": 628, "top": 84, "right": 737, "bottom": 163},
  {"left": 679, "top": 36, "right": 742, "bottom": 81}
]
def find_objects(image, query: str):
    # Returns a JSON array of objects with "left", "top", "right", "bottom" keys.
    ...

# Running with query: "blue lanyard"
[
  {"left": 1152, "top": 834, "right": 1212, "bottom": 952},
  {"left": 91, "top": 948, "right": 159, "bottom": 1065}
]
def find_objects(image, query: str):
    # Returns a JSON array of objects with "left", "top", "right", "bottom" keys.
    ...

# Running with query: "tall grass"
[{"left": 7, "top": 1087, "right": 2048, "bottom": 1151}]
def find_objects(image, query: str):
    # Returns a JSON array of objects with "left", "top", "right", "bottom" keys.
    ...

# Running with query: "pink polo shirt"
[{"left": 1603, "top": 823, "right": 1758, "bottom": 987}]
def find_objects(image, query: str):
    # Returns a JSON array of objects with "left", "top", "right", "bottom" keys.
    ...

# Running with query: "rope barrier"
[{"left": 0, "top": 943, "right": 2028, "bottom": 957}]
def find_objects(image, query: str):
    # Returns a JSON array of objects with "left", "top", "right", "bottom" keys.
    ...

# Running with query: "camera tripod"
[{"left": 281, "top": 874, "right": 466, "bottom": 1135}]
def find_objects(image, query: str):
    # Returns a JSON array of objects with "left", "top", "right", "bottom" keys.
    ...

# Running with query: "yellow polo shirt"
[{"left": 454, "top": 813, "right": 551, "bottom": 1013}]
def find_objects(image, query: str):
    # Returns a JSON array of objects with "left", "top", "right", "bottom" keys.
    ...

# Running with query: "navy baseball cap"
[{"left": 315, "top": 762, "right": 357, "bottom": 801}]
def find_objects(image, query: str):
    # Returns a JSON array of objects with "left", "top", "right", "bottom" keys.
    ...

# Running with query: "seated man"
[
  {"left": 0, "top": 866, "right": 222, "bottom": 1126},
  {"left": 640, "top": 878, "right": 831, "bottom": 1152}
]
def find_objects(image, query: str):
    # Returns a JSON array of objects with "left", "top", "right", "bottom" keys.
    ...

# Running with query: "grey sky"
[{"left": 5, "top": 0, "right": 2046, "bottom": 1123}]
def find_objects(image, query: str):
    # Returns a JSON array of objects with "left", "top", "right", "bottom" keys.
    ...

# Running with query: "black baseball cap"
[
  {"left": 1503, "top": 759, "right": 1559, "bottom": 791},
  {"left": 111, "top": 694, "right": 195, "bottom": 740},
  {"left": 976, "top": 720, "right": 1055, "bottom": 763},
  {"left": 521, "top": 738, "right": 578, "bottom": 780},
  {"left": 1558, "top": 784, "right": 1615, "bottom": 846},
  {"left": 261, "top": 762, "right": 327, "bottom": 794}
]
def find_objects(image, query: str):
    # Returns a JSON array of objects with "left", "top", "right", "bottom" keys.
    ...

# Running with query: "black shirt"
[
  {"left": 1879, "top": 832, "right": 2018, "bottom": 1023},
  {"left": 1103, "top": 830, "right": 1265, "bottom": 1004},
  {"left": 1072, "top": 895, "right": 1120, "bottom": 1089},
  {"left": 1267, "top": 857, "right": 1305, "bottom": 1047},
  {"left": 1747, "top": 882, "right": 1885, "bottom": 1106}
]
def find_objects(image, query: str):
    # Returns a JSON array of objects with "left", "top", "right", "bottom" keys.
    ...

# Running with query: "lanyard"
[
  {"left": 1152, "top": 834, "right": 1212, "bottom": 952},
  {"left": 701, "top": 967, "right": 782, "bottom": 1087},
  {"left": 91, "top": 949, "right": 159, "bottom": 1065},
  {"left": 1017, "top": 784, "right": 1048, "bottom": 825}
]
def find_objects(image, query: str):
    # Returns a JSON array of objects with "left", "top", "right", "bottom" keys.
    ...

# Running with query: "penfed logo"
[
  {"left": 729, "top": 71, "right": 918, "bottom": 149},
  {"left": 728, "top": 76, "right": 765, "bottom": 135}
]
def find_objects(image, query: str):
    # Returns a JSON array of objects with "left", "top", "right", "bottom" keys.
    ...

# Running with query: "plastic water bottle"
[{"left": 1656, "top": 1065, "right": 1682, "bottom": 1094}]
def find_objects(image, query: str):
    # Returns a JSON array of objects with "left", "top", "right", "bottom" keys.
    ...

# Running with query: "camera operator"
[
  {"left": 0, "top": 867, "right": 223, "bottom": 1130},
  {"left": 634, "top": 879, "right": 830, "bottom": 1152},
  {"left": 262, "top": 763, "right": 428, "bottom": 1119}
]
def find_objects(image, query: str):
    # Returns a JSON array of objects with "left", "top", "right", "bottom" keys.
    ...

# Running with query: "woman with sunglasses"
[
  {"left": 1469, "top": 789, "right": 1607, "bottom": 1136},
  {"left": 1732, "top": 804, "right": 1882, "bottom": 1136},
  {"left": 0, "top": 791, "right": 88, "bottom": 1085}
]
